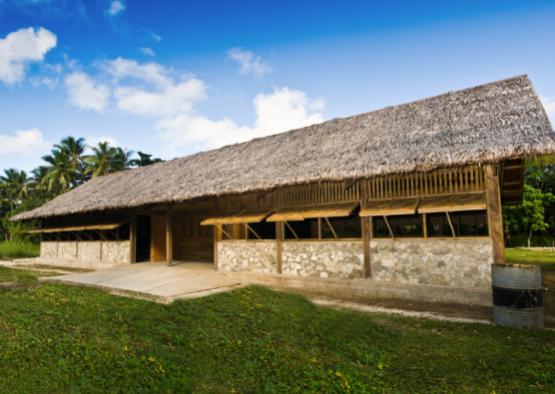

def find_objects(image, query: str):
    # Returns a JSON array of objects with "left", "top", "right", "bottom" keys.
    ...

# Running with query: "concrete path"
[{"left": 47, "top": 262, "right": 241, "bottom": 303}]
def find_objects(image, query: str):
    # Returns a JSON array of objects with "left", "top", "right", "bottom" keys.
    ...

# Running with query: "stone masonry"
[
  {"left": 218, "top": 240, "right": 277, "bottom": 274},
  {"left": 39, "top": 240, "right": 130, "bottom": 268},
  {"left": 282, "top": 241, "right": 364, "bottom": 279},
  {"left": 371, "top": 238, "right": 493, "bottom": 288}
]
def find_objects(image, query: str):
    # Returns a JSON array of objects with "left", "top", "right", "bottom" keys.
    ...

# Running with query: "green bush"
[{"left": 0, "top": 240, "right": 39, "bottom": 259}]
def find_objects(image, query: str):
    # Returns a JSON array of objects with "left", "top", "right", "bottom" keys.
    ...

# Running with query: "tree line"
[
  {"left": 1, "top": 136, "right": 162, "bottom": 241},
  {"left": 504, "top": 156, "right": 555, "bottom": 247},
  {"left": 0, "top": 137, "right": 554, "bottom": 247}
]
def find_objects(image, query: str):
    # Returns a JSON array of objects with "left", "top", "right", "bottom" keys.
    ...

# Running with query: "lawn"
[
  {"left": 0, "top": 240, "right": 39, "bottom": 260},
  {"left": 0, "top": 268, "right": 554, "bottom": 393},
  {"left": 505, "top": 247, "right": 555, "bottom": 271},
  {"left": 0, "top": 265, "right": 39, "bottom": 285}
]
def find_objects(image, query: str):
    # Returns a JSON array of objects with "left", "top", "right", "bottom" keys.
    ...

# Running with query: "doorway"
[
  {"left": 150, "top": 214, "right": 167, "bottom": 261},
  {"left": 136, "top": 215, "right": 151, "bottom": 262}
]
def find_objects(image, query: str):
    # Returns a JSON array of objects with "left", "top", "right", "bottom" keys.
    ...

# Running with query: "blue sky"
[{"left": 0, "top": 0, "right": 554, "bottom": 172}]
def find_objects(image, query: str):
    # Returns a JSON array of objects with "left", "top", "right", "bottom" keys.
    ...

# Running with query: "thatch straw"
[{"left": 13, "top": 75, "right": 555, "bottom": 221}]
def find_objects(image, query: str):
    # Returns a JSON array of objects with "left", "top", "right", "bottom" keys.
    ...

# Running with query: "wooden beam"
[
  {"left": 383, "top": 215, "right": 394, "bottom": 238},
  {"left": 284, "top": 221, "right": 299, "bottom": 239},
  {"left": 324, "top": 217, "right": 337, "bottom": 239},
  {"left": 246, "top": 224, "right": 261, "bottom": 240},
  {"left": 166, "top": 210, "right": 173, "bottom": 265},
  {"left": 423, "top": 213, "right": 428, "bottom": 239},
  {"left": 129, "top": 215, "right": 137, "bottom": 263},
  {"left": 362, "top": 216, "right": 371, "bottom": 278},
  {"left": 276, "top": 222, "right": 283, "bottom": 274},
  {"left": 445, "top": 212, "right": 456, "bottom": 238},
  {"left": 485, "top": 164, "right": 505, "bottom": 264},
  {"left": 503, "top": 164, "right": 524, "bottom": 170},
  {"left": 213, "top": 224, "right": 221, "bottom": 270}
]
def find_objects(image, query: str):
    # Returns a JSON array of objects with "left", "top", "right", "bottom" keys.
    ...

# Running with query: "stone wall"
[
  {"left": 371, "top": 238, "right": 493, "bottom": 288},
  {"left": 77, "top": 241, "right": 101, "bottom": 262},
  {"left": 102, "top": 241, "right": 130, "bottom": 264},
  {"left": 58, "top": 241, "right": 77, "bottom": 260},
  {"left": 40, "top": 241, "right": 58, "bottom": 259},
  {"left": 282, "top": 241, "right": 364, "bottom": 279},
  {"left": 38, "top": 240, "right": 130, "bottom": 268},
  {"left": 218, "top": 241, "right": 277, "bottom": 274}
]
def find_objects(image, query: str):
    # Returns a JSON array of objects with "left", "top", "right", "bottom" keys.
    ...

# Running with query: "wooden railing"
[
  {"left": 232, "top": 165, "right": 485, "bottom": 211},
  {"left": 276, "top": 181, "right": 360, "bottom": 208},
  {"left": 367, "top": 165, "right": 484, "bottom": 200}
]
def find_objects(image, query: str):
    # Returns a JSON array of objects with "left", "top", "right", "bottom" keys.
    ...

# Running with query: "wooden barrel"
[{"left": 492, "top": 264, "right": 544, "bottom": 328}]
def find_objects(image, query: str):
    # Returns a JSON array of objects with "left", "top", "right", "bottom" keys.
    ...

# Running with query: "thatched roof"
[{"left": 14, "top": 75, "right": 555, "bottom": 221}]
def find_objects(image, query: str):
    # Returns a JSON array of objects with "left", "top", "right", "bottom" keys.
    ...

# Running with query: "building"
[{"left": 13, "top": 75, "right": 555, "bottom": 304}]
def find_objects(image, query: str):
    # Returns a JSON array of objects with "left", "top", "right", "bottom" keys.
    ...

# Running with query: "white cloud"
[
  {"left": 158, "top": 87, "right": 324, "bottom": 152},
  {"left": 103, "top": 57, "right": 170, "bottom": 87},
  {"left": 541, "top": 96, "right": 555, "bottom": 124},
  {"left": 0, "top": 27, "right": 57, "bottom": 85},
  {"left": 228, "top": 47, "right": 271, "bottom": 77},
  {"left": 114, "top": 78, "right": 206, "bottom": 116},
  {"left": 252, "top": 87, "right": 324, "bottom": 135},
  {"left": 140, "top": 47, "right": 155, "bottom": 57},
  {"left": 0, "top": 128, "right": 49, "bottom": 156},
  {"left": 107, "top": 0, "right": 125, "bottom": 16},
  {"left": 65, "top": 71, "right": 110, "bottom": 112}
]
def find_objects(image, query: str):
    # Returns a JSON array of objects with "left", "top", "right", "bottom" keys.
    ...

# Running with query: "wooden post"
[
  {"left": 276, "top": 222, "right": 283, "bottom": 274},
  {"left": 361, "top": 179, "right": 372, "bottom": 278},
  {"left": 129, "top": 215, "right": 137, "bottom": 263},
  {"left": 362, "top": 216, "right": 371, "bottom": 278},
  {"left": 213, "top": 225, "right": 221, "bottom": 270},
  {"left": 166, "top": 209, "right": 173, "bottom": 265},
  {"left": 485, "top": 164, "right": 505, "bottom": 264}
]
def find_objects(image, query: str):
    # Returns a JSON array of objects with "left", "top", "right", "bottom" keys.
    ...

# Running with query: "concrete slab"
[{"left": 47, "top": 262, "right": 241, "bottom": 302}]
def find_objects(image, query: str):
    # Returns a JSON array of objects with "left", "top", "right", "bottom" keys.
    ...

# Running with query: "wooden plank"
[
  {"left": 129, "top": 215, "right": 137, "bottom": 263},
  {"left": 28, "top": 222, "right": 126, "bottom": 234},
  {"left": 267, "top": 202, "right": 358, "bottom": 222},
  {"left": 200, "top": 210, "right": 272, "bottom": 226},
  {"left": 485, "top": 164, "right": 506, "bottom": 264},
  {"left": 360, "top": 198, "right": 420, "bottom": 217},
  {"left": 418, "top": 192, "right": 486, "bottom": 213}
]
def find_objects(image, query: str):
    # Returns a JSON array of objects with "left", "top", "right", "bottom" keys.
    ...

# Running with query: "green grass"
[
  {"left": 505, "top": 247, "right": 555, "bottom": 271},
  {"left": 0, "top": 266, "right": 38, "bottom": 284},
  {"left": 0, "top": 240, "right": 39, "bottom": 259},
  {"left": 0, "top": 268, "right": 554, "bottom": 393}
]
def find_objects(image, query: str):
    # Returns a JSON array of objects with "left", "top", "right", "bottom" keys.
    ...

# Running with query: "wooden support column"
[
  {"left": 361, "top": 179, "right": 372, "bottom": 278},
  {"left": 362, "top": 216, "right": 372, "bottom": 278},
  {"left": 166, "top": 209, "right": 173, "bottom": 265},
  {"left": 276, "top": 222, "right": 284, "bottom": 274},
  {"left": 485, "top": 164, "right": 505, "bottom": 264},
  {"left": 213, "top": 225, "right": 222, "bottom": 270},
  {"left": 129, "top": 215, "right": 137, "bottom": 263}
]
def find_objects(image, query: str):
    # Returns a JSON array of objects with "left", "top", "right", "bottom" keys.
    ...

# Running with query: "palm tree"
[
  {"left": 54, "top": 136, "right": 87, "bottom": 186},
  {"left": 85, "top": 142, "right": 119, "bottom": 177},
  {"left": 112, "top": 147, "right": 134, "bottom": 171},
  {"left": 0, "top": 169, "right": 30, "bottom": 210},
  {"left": 130, "top": 151, "right": 163, "bottom": 167},
  {"left": 42, "top": 149, "right": 80, "bottom": 192}
]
